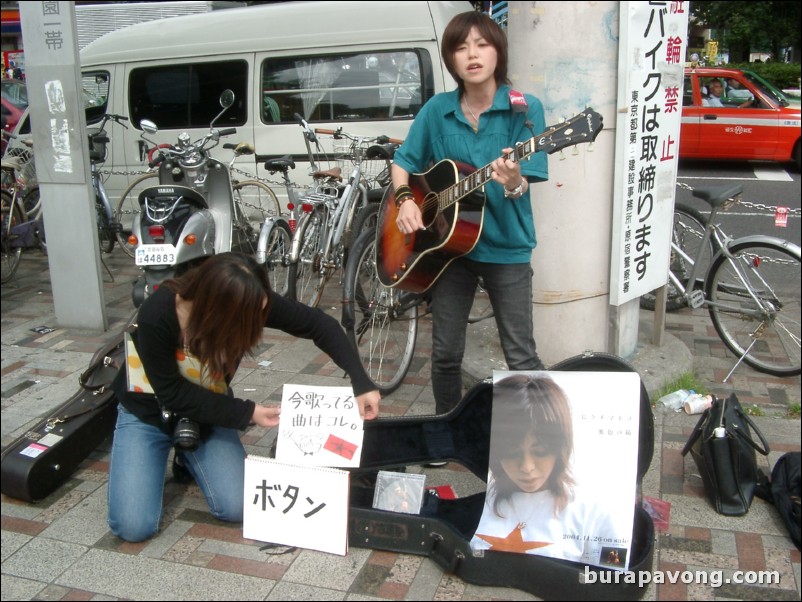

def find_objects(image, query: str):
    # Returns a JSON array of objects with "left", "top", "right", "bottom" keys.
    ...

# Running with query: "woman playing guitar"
[{"left": 388, "top": 10, "right": 549, "bottom": 417}]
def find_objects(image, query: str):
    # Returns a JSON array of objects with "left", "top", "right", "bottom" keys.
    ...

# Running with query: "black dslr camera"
[
  {"left": 161, "top": 408, "right": 200, "bottom": 451},
  {"left": 173, "top": 417, "right": 201, "bottom": 451}
]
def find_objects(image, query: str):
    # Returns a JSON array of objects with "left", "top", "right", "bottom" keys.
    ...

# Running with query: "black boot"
[{"left": 172, "top": 455, "right": 194, "bottom": 484}]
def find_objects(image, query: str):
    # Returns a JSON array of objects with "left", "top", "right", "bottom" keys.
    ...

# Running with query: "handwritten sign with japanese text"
[
  {"left": 243, "top": 456, "right": 349, "bottom": 555},
  {"left": 276, "top": 384, "right": 364, "bottom": 467}
]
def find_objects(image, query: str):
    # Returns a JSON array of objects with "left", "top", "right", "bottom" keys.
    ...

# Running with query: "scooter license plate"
[{"left": 135, "top": 244, "right": 176, "bottom": 266}]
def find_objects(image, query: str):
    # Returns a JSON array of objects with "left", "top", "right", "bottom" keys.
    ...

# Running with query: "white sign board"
[
  {"left": 243, "top": 457, "right": 349, "bottom": 556},
  {"left": 610, "top": 1, "right": 690, "bottom": 305},
  {"left": 276, "top": 384, "right": 364, "bottom": 467}
]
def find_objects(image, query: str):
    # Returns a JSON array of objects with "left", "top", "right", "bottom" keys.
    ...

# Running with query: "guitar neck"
[
  {"left": 435, "top": 109, "right": 601, "bottom": 211},
  {"left": 438, "top": 138, "right": 539, "bottom": 211}
]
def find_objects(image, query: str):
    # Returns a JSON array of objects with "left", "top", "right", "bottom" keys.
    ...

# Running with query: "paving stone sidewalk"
[{"left": 2, "top": 249, "right": 800, "bottom": 601}]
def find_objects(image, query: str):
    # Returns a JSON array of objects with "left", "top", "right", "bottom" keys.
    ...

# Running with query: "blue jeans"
[
  {"left": 107, "top": 405, "right": 246, "bottom": 542},
  {"left": 430, "top": 258, "right": 544, "bottom": 413}
]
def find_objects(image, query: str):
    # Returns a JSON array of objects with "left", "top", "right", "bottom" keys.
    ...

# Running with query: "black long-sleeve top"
[{"left": 112, "top": 286, "right": 374, "bottom": 431}]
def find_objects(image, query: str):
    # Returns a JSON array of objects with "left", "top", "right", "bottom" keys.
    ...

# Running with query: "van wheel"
[{"left": 794, "top": 141, "right": 801, "bottom": 172}]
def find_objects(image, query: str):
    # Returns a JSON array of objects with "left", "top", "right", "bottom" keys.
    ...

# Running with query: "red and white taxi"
[{"left": 680, "top": 67, "right": 801, "bottom": 170}]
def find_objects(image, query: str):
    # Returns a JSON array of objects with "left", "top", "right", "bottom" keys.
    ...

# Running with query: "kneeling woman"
[{"left": 109, "top": 252, "right": 380, "bottom": 542}]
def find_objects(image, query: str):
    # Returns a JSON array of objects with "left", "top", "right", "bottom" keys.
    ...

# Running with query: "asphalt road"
[{"left": 676, "top": 158, "right": 801, "bottom": 246}]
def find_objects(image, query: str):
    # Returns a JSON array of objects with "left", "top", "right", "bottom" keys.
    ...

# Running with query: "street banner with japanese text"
[{"left": 610, "top": 1, "right": 690, "bottom": 305}]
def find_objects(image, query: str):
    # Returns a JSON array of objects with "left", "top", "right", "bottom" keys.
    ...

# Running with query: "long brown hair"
[
  {"left": 489, "top": 374, "right": 576, "bottom": 517},
  {"left": 441, "top": 11, "right": 510, "bottom": 93},
  {"left": 163, "top": 253, "right": 270, "bottom": 378}
]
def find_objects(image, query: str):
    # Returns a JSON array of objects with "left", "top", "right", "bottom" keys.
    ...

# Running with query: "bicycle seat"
[
  {"left": 262, "top": 155, "right": 296, "bottom": 173},
  {"left": 233, "top": 142, "right": 255, "bottom": 157},
  {"left": 312, "top": 166, "right": 342, "bottom": 181},
  {"left": 1, "top": 157, "right": 23, "bottom": 171},
  {"left": 691, "top": 184, "right": 742, "bottom": 208},
  {"left": 365, "top": 143, "right": 396, "bottom": 161}
]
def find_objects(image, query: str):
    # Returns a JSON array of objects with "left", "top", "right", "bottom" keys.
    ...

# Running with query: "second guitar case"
[{"left": 348, "top": 351, "right": 655, "bottom": 601}]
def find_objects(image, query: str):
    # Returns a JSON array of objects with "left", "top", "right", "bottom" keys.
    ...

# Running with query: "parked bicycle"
[
  {"left": 1, "top": 132, "right": 43, "bottom": 284},
  {"left": 286, "top": 122, "right": 402, "bottom": 307},
  {"left": 88, "top": 113, "right": 130, "bottom": 253},
  {"left": 644, "top": 183, "right": 800, "bottom": 379},
  {"left": 341, "top": 229, "right": 494, "bottom": 394}
]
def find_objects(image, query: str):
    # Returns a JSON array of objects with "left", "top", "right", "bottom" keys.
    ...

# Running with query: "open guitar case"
[{"left": 348, "top": 351, "right": 655, "bottom": 601}]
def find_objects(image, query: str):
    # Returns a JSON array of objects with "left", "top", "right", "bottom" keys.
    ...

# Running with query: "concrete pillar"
[
  {"left": 20, "top": 1, "right": 107, "bottom": 330},
  {"left": 507, "top": 1, "right": 622, "bottom": 364}
]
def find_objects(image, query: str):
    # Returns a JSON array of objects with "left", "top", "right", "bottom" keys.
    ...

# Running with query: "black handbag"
[{"left": 681, "top": 393, "right": 770, "bottom": 516}]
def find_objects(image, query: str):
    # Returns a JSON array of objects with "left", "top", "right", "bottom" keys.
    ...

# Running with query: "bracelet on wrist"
[
  {"left": 503, "top": 178, "right": 526, "bottom": 199},
  {"left": 395, "top": 193, "right": 414, "bottom": 209}
]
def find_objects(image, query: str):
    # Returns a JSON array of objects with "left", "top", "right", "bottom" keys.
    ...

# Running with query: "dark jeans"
[{"left": 430, "top": 258, "right": 544, "bottom": 414}]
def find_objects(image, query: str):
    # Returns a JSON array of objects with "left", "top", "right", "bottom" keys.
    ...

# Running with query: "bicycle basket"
[
  {"left": 6, "top": 145, "right": 37, "bottom": 187},
  {"left": 334, "top": 141, "right": 388, "bottom": 185}
]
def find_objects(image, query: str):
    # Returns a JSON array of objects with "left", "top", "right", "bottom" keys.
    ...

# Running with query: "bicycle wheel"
[
  {"left": 1, "top": 192, "right": 23, "bottom": 284},
  {"left": 232, "top": 180, "right": 281, "bottom": 228},
  {"left": 288, "top": 204, "right": 328, "bottom": 307},
  {"left": 641, "top": 203, "right": 714, "bottom": 311},
  {"left": 343, "top": 229, "right": 418, "bottom": 395},
  {"left": 22, "top": 186, "right": 42, "bottom": 220},
  {"left": 350, "top": 201, "right": 380, "bottom": 239},
  {"left": 263, "top": 220, "right": 292, "bottom": 297},
  {"left": 96, "top": 201, "right": 115, "bottom": 253},
  {"left": 20, "top": 186, "right": 45, "bottom": 252},
  {"left": 115, "top": 172, "right": 157, "bottom": 258},
  {"left": 706, "top": 239, "right": 801, "bottom": 376}
]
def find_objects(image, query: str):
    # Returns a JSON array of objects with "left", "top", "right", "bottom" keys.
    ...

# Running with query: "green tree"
[{"left": 691, "top": 1, "right": 801, "bottom": 62}]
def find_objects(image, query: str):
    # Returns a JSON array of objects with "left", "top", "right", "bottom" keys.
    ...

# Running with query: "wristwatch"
[{"left": 503, "top": 178, "right": 525, "bottom": 198}]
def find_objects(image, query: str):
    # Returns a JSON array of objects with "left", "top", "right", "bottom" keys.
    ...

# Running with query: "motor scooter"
[{"left": 129, "top": 90, "right": 243, "bottom": 306}]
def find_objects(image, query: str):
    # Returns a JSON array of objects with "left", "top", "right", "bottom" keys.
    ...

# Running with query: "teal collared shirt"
[{"left": 393, "top": 85, "right": 548, "bottom": 263}]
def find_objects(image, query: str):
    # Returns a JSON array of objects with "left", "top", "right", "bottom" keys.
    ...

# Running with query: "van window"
[
  {"left": 128, "top": 60, "right": 248, "bottom": 129},
  {"left": 262, "top": 50, "right": 433, "bottom": 123}
]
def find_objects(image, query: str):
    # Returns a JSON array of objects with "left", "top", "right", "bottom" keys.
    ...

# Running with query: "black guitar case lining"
[
  {"left": 348, "top": 352, "right": 655, "bottom": 600},
  {"left": 1, "top": 332, "right": 125, "bottom": 502}
]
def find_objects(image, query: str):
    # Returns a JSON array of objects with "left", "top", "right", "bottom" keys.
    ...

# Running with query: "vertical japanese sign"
[
  {"left": 610, "top": 1, "right": 689, "bottom": 305},
  {"left": 276, "top": 384, "right": 364, "bottom": 467},
  {"left": 243, "top": 457, "right": 349, "bottom": 555},
  {"left": 20, "top": 1, "right": 87, "bottom": 182}
]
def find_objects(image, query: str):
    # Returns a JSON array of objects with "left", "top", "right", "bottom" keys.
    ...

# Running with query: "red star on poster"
[{"left": 475, "top": 524, "right": 552, "bottom": 553}]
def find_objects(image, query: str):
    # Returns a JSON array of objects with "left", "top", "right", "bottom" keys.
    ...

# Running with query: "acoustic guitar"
[{"left": 375, "top": 109, "right": 603, "bottom": 292}]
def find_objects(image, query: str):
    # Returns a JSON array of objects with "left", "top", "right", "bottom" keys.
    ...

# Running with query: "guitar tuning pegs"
[
  {"left": 558, "top": 150, "right": 566, "bottom": 161},
  {"left": 587, "top": 142, "right": 595, "bottom": 153},
  {"left": 571, "top": 146, "right": 579, "bottom": 156}
]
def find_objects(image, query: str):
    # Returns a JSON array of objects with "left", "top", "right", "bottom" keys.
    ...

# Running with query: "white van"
[{"left": 72, "top": 0, "right": 470, "bottom": 202}]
